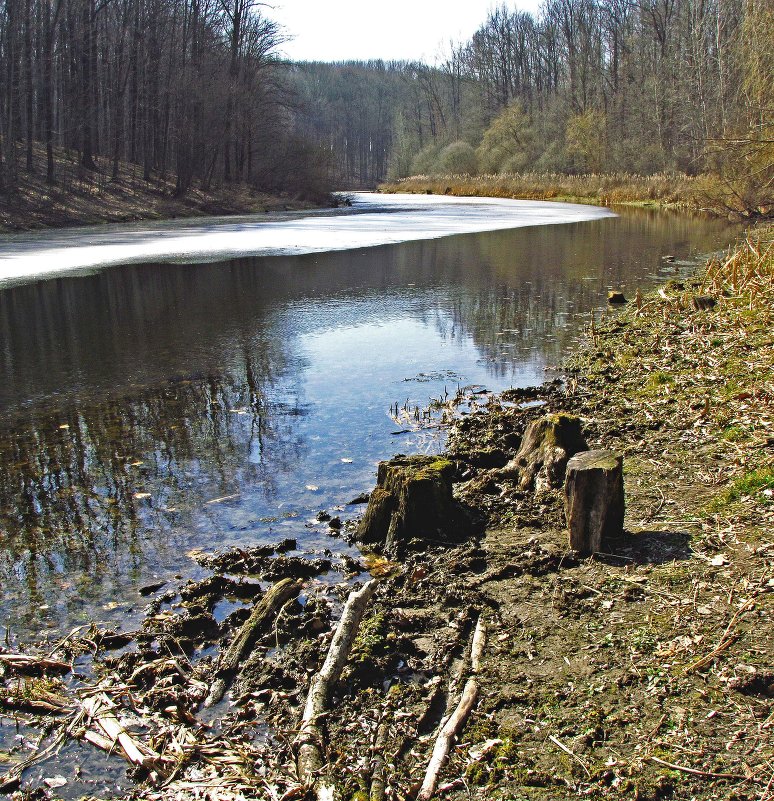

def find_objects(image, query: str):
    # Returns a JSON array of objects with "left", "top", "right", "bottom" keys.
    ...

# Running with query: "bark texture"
[
  {"left": 564, "top": 449, "right": 625, "bottom": 554},
  {"left": 500, "top": 413, "right": 587, "bottom": 492},
  {"left": 356, "top": 455, "right": 471, "bottom": 557}
]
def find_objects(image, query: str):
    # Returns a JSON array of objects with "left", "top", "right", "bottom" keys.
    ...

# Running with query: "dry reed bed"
[{"left": 380, "top": 172, "right": 716, "bottom": 211}]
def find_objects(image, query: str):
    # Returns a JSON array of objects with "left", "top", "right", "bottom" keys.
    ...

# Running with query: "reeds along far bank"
[{"left": 379, "top": 172, "right": 765, "bottom": 216}]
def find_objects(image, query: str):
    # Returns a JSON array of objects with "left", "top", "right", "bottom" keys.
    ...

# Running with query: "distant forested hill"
[
  {"left": 1, "top": 0, "right": 769, "bottom": 211},
  {"left": 291, "top": 0, "right": 771, "bottom": 211}
]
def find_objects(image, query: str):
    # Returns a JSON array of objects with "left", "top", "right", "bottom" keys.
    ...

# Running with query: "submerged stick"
[
  {"left": 205, "top": 577, "right": 302, "bottom": 707},
  {"left": 296, "top": 579, "right": 378, "bottom": 800}
]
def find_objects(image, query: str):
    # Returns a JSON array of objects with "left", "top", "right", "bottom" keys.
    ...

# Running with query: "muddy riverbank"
[{"left": 1, "top": 227, "right": 771, "bottom": 801}]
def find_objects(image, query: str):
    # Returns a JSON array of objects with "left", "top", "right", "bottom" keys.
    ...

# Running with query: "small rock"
[
  {"left": 139, "top": 581, "right": 167, "bottom": 596},
  {"left": 347, "top": 492, "right": 371, "bottom": 505},
  {"left": 328, "top": 516, "right": 342, "bottom": 530},
  {"left": 316, "top": 511, "right": 331, "bottom": 522},
  {"left": 692, "top": 295, "right": 717, "bottom": 311}
]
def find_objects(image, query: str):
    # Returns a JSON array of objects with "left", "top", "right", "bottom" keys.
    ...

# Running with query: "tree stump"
[
  {"left": 356, "top": 455, "right": 471, "bottom": 557},
  {"left": 500, "top": 413, "right": 587, "bottom": 492},
  {"left": 564, "top": 450, "right": 624, "bottom": 554}
]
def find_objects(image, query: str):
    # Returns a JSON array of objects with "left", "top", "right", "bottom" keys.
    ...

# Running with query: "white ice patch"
[{"left": 0, "top": 193, "right": 615, "bottom": 287}]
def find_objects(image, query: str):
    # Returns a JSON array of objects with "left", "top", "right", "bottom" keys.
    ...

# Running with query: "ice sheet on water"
[{"left": 0, "top": 192, "right": 615, "bottom": 287}]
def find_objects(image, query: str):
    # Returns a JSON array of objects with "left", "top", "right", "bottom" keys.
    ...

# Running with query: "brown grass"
[{"left": 379, "top": 171, "right": 715, "bottom": 211}]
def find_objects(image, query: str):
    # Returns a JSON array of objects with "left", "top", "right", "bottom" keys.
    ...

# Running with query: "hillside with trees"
[
  {"left": 293, "top": 0, "right": 772, "bottom": 216},
  {"left": 0, "top": 0, "right": 332, "bottom": 225},
  {"left": 1, "top": 0, "right": 770, "bottom": 225}
]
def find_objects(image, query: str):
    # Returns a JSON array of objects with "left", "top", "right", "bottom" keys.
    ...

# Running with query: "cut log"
[
  {"left": 564, "top": 450, "right": 625, "bottom": 554},
  {"left": 204, "top": 577, "right": 302, "bottom": 707},
  {"left": 296, "top": 579, "right": 378, "bottom": 800},
  {"left": 500, "top": 413, "right": 587, "bottom": 492},
  {"left": 356, "top": 455, "right": 472, "bottom": 557}
]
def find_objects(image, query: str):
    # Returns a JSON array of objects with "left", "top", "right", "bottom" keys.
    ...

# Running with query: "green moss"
[
  {"left": 710, "top": 467, "right": 774, "bottom": 510},
  {"left": 646, "top": 371, "right": 674, "bottom": 389},
  {"left": 351, "top": 611, "right": 389, "bottom": 662},
  {"left": 719, "top": 425, "right": 745, "bottom": 442}
]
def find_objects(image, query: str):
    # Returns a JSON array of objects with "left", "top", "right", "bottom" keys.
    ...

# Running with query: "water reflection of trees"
[
  {"left": 0, "top": 209, "right": 731, "bottom": 634},
  {"left": 392, "top": 211, "right": 731, "bottom": 374},
  {"left": 0, "top": 345, "right": 305, "bottom": 634}
]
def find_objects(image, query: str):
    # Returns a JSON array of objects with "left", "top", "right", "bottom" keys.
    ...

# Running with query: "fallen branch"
[
  {"left": 548, "top": 734, "right": 591, "bottom": 778},
  {"left": 0, "top": 653, "right": 71, "bottom": 675},
  {"left": 368, "top": 715, "right": 391, "bottom": 801},
  {"left": 470, "top": 617, "right": 486, "bottom": 674},
  {"left": 417, "top": 678, "right": 479, "bottom": 801},
  {"left": 683, "top": 594, "right": 757, "bottom": 674},
  {"left": 295, "top": 579, "right": 378, "bottom": 801},
  {"left": 204, "top": 577, "right": 302, "bottom": 706},
  {"left": 649, "top": 755, "right": 761, "bottom": 782}
]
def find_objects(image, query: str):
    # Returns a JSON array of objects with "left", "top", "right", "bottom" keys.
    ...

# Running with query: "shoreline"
[
  {"left": 0, "top": 186, "right": 333, "bottom": 234},
  {"left": 378, "top": 173, "right": 754, "bottom": 218},
  {"left": 1, "top": 226, "right": 771, "bottom": 799}
]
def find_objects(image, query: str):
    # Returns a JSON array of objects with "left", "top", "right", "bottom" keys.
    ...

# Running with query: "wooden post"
[{"left": 564, "top": 450, "right": 624, "bottom": 554}]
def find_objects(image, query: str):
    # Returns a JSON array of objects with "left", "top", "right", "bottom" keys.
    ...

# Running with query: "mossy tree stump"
[
  {"left": 500, "top": 413, "right": 588, "bottom": 491},
  {"left": 356, "top": 455, "right": 470, "bottom": 557},
  {"left": 564, "top": 450, "right": 625, "bottom": 554}
]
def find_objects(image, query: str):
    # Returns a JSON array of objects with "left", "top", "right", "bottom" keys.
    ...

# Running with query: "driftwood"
[
  {"left": 296, "top": 579, "right": 378, "bottom": 800},
  {"left": 417, "top": 679, "right": 479, "bottom": 801},
  {"left": 0, "top": 652, "right": 71, "bottom": 674},
  {"left": 564, "top": 449, "right": 624, "bottom": 554},
  {"left": 417, "top": 615, "right": 485, "bottom": 800},
  {"left": 204, "top": 577, "right": 302, "bottom": 707}
]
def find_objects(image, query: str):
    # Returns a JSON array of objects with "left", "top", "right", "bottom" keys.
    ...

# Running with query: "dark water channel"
[{"left": 0, "top": 207, "right": 732, "bottom": 646}]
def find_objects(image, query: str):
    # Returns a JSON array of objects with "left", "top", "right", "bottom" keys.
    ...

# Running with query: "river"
[{"left": 0, "top": 194, "right": 732, "bottom": 645}]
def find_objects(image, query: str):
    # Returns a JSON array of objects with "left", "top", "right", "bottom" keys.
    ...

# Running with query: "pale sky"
[{"left": 270, "top": 1, "right": 542, "bottom": 64}]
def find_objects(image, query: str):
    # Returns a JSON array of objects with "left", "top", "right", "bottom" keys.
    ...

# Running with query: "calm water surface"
[{"left": 0, "top": 198, "right": 733, "bottom": 643}]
